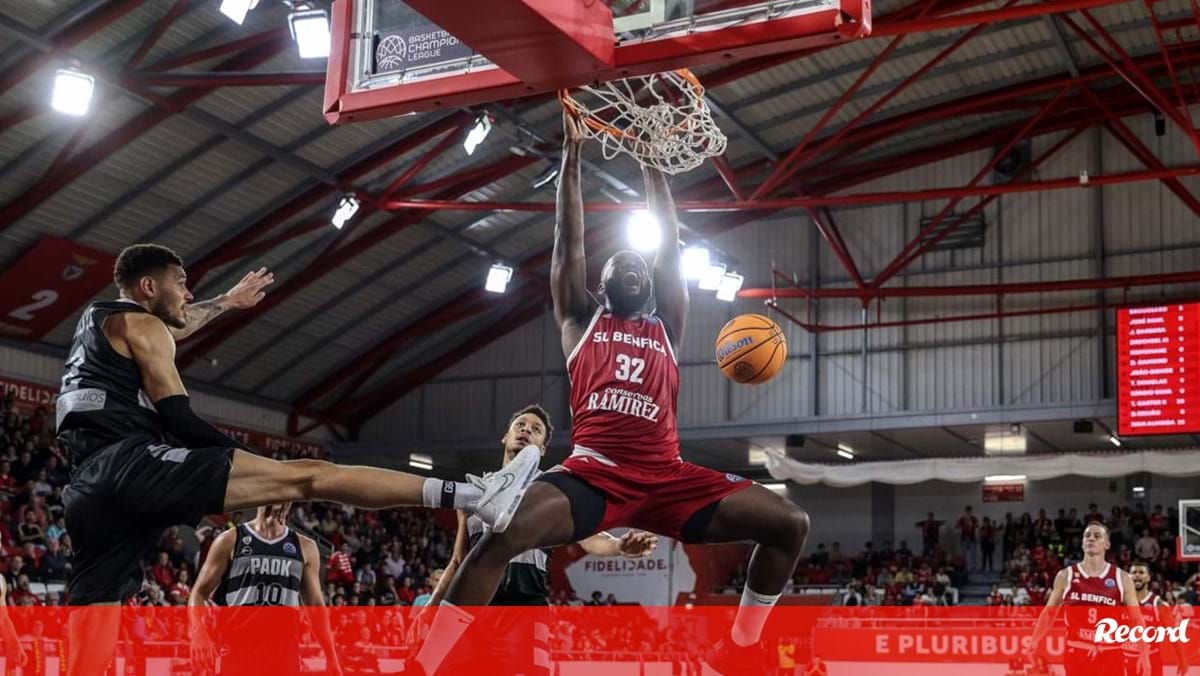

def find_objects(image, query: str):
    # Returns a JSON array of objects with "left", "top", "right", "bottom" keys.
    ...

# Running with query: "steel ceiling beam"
[
  {"left": 126, "top": 0, "right": 192, "bottom": 70},
  {"left": 175, "top": 153, "right": 540, "bottom": 371},
  {"left": 132, "top": 70, "right": 326, "bottom": 87},
  {"left": 0, "top": 23, "right": 290, "bottom": 237}
]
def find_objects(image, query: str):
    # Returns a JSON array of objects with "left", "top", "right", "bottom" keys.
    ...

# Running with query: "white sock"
[
  {"left": 421, "top": 479, "right": 482, "bottom": 510},
  {"left": 415, "top": 602, "right": 475, "bottom": 674},
  {"left": 731, "top": 586, "right": 782, "bottom": 647}
]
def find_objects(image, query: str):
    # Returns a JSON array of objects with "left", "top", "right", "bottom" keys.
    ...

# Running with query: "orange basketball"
[{"left": 715, "top": 314, "right": 787, "bottom": 384}]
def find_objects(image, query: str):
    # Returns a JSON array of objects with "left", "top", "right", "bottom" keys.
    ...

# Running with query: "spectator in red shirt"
[
  {"left": 328, "top": 543, "right": 355, "bottom": 586},
  {"left": 396, "top": 576, "right": 416, "bottom": 605},
  {"left": 1150, "top": 505, "right": 1167, "bottom": 539},
  {"left": 956, "top": 506, "right": 978, "bottom": 570},
  {"left": 151, "top": 551, "right": 175, "bottom": 589},
  {"left": 170, "top": 568, "right": 191, "bottom": 601},
  {"left": 987, "top": 585, "right": 1003, "bottom": 606},
  {"left": 916, "top": 513, "right": 943, "bottom": 558}
]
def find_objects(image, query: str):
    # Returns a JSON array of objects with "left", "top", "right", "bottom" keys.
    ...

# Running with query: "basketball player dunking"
[
  {"left": 1029, "top": 522, "right": 1150, "bottom": 676},
  {"left": 411, "top": 113, "right": 811, "bottom": 675},
  {"left": 189, "top": 503, "right": 342, "bottom": 676},
  {"left": 1124, "top": 562, "right": 1189, "bottom": 676},
  {"left": 420, "top": 404, "right": 657, "bottom": 675},
  {"left": 57, "top": 245, "right": 539, "bottom": 676}
]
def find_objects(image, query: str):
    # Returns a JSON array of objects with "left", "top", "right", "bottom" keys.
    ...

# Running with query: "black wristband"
[{"left": 156, "top": 394, "right": 246, "bottom": 450}]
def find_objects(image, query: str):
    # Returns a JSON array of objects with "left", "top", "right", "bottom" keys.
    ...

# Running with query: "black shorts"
[{"left": 63, "top": 436, "right": 233, "bottom": 605}]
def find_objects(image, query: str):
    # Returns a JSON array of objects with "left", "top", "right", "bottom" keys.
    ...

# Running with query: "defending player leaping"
[
  {"left": 58, "top": 245, "right": 539, "bottom": 676},
  {"left": 411, "top": 112, "right": 810, "bottom": 675}
]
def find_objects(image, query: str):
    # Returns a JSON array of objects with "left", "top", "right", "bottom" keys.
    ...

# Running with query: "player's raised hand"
[
  {"left": 563, "top": 110, "right": 585, "bottom": 147},
  {"left": 221, "top": 267, "right": 274, "bottom": 309},
  {"left": 618, "top": 530, "right": 658, "bottom": 558}
]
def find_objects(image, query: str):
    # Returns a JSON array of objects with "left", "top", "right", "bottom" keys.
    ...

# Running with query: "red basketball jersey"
[
  {"left": 1123, "top": 592, "right": 1163, "bottom": 655},
  {"left": 567, "top": 309, "right": 680, "bottom": 467},
  {"left": 1062, "top": 562, "right": 1125, "bottom": 647}
]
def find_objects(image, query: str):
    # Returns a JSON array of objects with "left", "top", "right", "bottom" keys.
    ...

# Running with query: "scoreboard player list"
[{"left": 1117, "top": 303, "right": 1200, "bottom": 436}]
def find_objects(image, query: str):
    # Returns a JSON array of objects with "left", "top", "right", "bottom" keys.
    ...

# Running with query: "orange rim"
[{"left": 559, "top": 69, "right": 706, "bottom": 141}]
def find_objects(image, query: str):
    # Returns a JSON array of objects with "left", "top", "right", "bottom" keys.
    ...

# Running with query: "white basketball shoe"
[{"left": 469, "top": 444, "right": 540, "bottom": 533}]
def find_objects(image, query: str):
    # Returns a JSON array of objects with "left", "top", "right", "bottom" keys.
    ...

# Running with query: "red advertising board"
[
  {"left": 0, "top": 372, "right": 323, "bottom": 455},
  {"left": 982, "top": 483, "right": 1024, "bottom": 502},
  {"left": 0, "top": 374, "right": 59, "bottom": 414},
  {"left": 0, "top": 237, "right": 117, "bottom": 341},
  {"left": 1117, "top": 303, "right": 1200, "bottom": 435}
]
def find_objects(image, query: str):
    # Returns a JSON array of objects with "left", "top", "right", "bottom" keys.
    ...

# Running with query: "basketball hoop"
[{"left": 559, "top": 69, "right": 728, "bottom": 175}]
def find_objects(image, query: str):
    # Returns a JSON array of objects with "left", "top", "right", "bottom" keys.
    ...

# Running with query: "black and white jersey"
[
  {"left": 57, "top": 301, "right": 165, "bottom": 464},
  {"left": 468, "top": 472, "right": 549, "bottom": 605},
  {"left": 219, "top": 524, "right": 305, "bottom": 607}
]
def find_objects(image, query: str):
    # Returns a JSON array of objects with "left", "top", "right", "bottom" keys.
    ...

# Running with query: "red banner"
[
  {"left": 0, "top": 375, "right": 58, "bottom": 415},
  {"left": 0, "top": 237, "right": 116, "bottom": 341},
  {"left": 982, "top": 483, "right": 1024, "bottom": 502},
  {"left": 0, "top": 372, "right": 322, "bottom": 455},
  {"left": 0, "top": 607, "right": 1194, "bottom": 675}
]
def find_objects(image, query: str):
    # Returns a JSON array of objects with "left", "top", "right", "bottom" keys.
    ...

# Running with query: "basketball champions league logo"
[{"left": 376, "top": 34, "right": 407, "bottom": 70}]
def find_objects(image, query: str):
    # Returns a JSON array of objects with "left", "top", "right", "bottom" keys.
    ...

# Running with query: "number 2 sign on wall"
[{"left": 0, "top": 237, "right": 116, "bottom": 341}]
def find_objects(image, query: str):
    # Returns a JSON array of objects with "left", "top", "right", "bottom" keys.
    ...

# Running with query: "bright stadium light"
[
  {"left": 626, "top": 210, "right": 661, "bottom": 253},
  {"left": 51, "top": 67, "right": 94, "bottom": 116},
  {"left": 463, "top": 114, "right": 493, "bottom": 155},
  {"left": 984, "top": 475, "right": 1026, "bottom": 483},
  {"left": 698, "top": 263, "right": 726, "bottom": 291},
  {"left": 836, "top": 443, "right": 854, "bottom": 460},
  {"left": 409, "top": 454, "right": 433, "bottom": 470},
  {"left": 219, "top": 0, "right": 258, "bottom": 24},
  {"left": 1109, "top": 434, "right": 1122, "bottom": 447},
  {"left": 485, "top": 263, "right": 513, "bottom": 294},
  {"left": 331, "top": 195, "right": 359, "bottom": 229},
  {"left": 681, "top": 246, "right": 710, "bottom": 280},
  {"left": 288, "top": 8, "right": 331, "bottom": 59},
  {"left": 763, "top": 483, "right": 787, "bottom": 493},
  {"left": 715, "top": 272, "right": 743, "bottom": 302}
]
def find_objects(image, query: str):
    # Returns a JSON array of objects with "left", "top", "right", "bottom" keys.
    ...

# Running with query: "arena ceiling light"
[
  {"left": 409, "top": 453, "right": 433, "bottom": 470},
  {"left": 51, "top": 67, "right": 94, "bottom": 116},
  {"left": 697, "top": 263, "right": 726, "bottom": 291},
  {"left": 626, "top": 209, "right": 661, "bottom": 253},
  {"left": 763, "top": 483, "right": 787, "bottom": 493},
  {"left": 485, "top": 263, "right": 513, "bottom": 294},
  {"left": 836, "top": 443, "right": 854, "bottom": 460},
  {"left": 331, "top": 195, "right": 359, "bottom": 229},
  {"left": 715, "top": 271, "right": 743, "bottom": 302},
  {"left": 463, "top": 114, "right": 493, "bottom": 156},
  {"left": 1109, "top": 434, "right": 1122, "bottom": 447},
  {"left": 984, "top": 475, "right": 1027, "bottom": 483},
  {"left": 681, "top": 246, "right": 710, "bottom": 280},
  {"left": 219, "top": 0, "right": 258, "bottom": 25},
  {"left": 288, "top": 8, "right": 331, "bottom": 59}
]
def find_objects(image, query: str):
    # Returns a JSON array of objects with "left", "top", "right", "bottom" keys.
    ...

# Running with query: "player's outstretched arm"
[
  {"left": 122, "top": 313, "right": 246, "bottom": 450},
  {"left": 551, "top": 112, "right": 594, "bottom": 352},
  {"left": 1028, "top": 569, "right": 1067, "bottom": 659},
  {"left": 0, "top": 577, "right": 26, "bottom": 669},
  {"left": 189, "top": 529, "right": 234, "bottom": 674},
  {"left": 579, "top": 530, "right": 658, "bottom": 558},
  {"left": 170, "top": 267, "right": 274, "bottom": 341},
  {"left": 300, "top": 537, "right": 344, "bottom": 676},
  {"left": 425, "top": 510, "right": 470, "bottom": 609},
  {"left": 643, "top": 166, "right": 687, "bottom": 347}
]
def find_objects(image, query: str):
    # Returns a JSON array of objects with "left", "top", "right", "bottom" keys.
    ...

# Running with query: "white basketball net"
[{"left": 561, "top": 70, "right": 728, "bottom": 175}]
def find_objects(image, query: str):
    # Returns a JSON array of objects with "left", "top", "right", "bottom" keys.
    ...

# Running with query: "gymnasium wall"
[{"left": 361, "top": 120, "right": 1200, "bottom": 446}]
